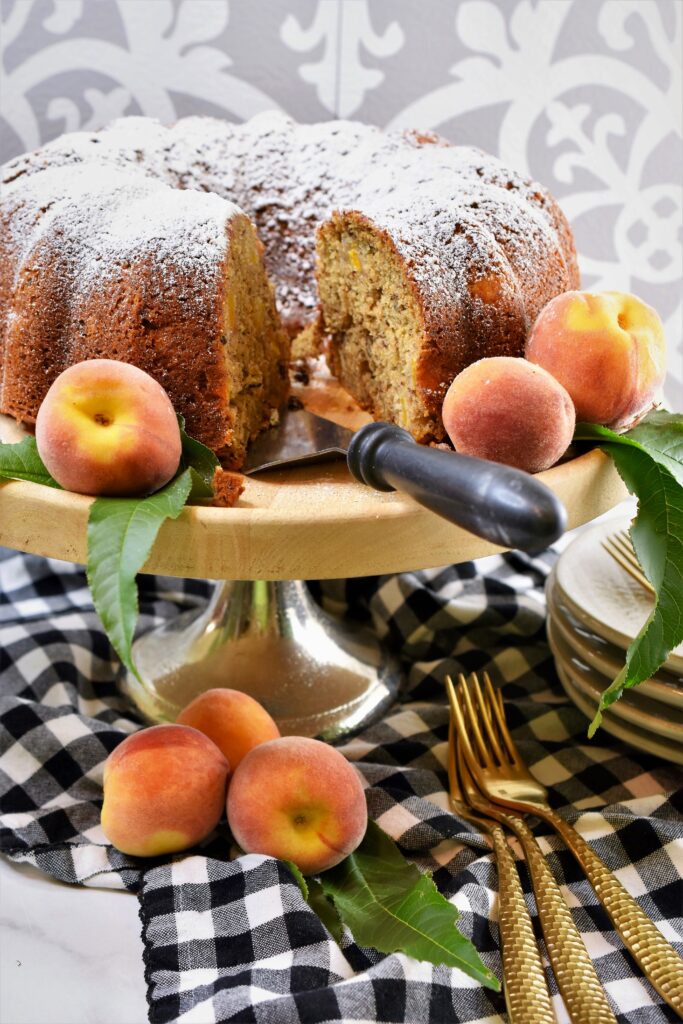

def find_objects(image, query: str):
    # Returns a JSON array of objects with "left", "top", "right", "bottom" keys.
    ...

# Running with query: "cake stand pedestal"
[
  {"left": 121, "top": 579, "right": 399, "bottom": 741},
  {"left": 0, "top": 375, "right": 626, "bottom": 738}
]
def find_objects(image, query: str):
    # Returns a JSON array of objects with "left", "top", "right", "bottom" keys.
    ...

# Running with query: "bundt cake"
[
  {"left": 0, "top": 152, "right": 288, "bottom": 467},
  {"left": 0, "top": 112, "right": 579, "bottom": 461}
]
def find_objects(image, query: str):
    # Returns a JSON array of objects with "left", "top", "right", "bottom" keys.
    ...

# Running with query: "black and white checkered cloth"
[{"left": 0, "top": 546, "right": 681, "bottom": 1023}]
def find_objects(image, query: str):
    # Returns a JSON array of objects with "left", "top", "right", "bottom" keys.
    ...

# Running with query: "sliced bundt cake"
[
  {"left": 0, "top": 112, "right": 578, "bottom": 459},
  {"left": 0, "top": 158, "right": 288, "bottom": 466}
]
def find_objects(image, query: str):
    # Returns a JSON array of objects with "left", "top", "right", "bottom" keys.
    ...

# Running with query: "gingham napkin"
[{"left": 0, "top": 546, "right": 681, "bottom": 1023}]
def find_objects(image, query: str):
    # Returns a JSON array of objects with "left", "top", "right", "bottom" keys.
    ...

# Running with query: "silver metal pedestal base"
[{"left": 121, "top": 580, "right": 401, "bottom": 741}]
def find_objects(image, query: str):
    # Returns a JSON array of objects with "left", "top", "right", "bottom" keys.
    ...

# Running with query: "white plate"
[
  {"left": 546, "top": 569, "right": 683, "bottom": 710},
  {"left": 548, "top": 617, "right": 683, "bottom": 741},
  {"left": 555, "top": 659, "right": 683, "bottom": 765},
  {"left": 553, "top": 517, "right": 683, "bottom": 675}
]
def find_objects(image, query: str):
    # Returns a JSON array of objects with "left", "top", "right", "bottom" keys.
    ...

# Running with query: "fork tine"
[
  {"left": 450, "top": 687, "right": 492, "bottom": 805},
  {"left": 613, "top": 534, "right": 642, "bottom": 569},
  {"left": 445, "top": 674, "right": 458, "bottom": 720},
  {"left": 603, "top": 541, "right": 654, "bottom": 593},
  {"left": 457, "top": 674, "right": 495, "bottom": 768},
  {"left": 614, "top": 531, "right": 635, "bottom": 555},
  {"left": 445, "top": 675, "right": 481, "bottom": 772},
  {"left": 447, "top": 718, "right": 457, "bottom": 801},
  {"left": 603, "top": 536, "right": 626, "bottom": 561},
  {"left": 446, "top": 711, "right": 488, "bottom": 829},
  {"left": 621, "top": 548, "right": 649, "bottom": 579},
  {"left": 602, "top": 531, "right": 654, "bottom": 595},
  {"left": 482, "top": 671, "right": 519, "bottom": 766},
  {"left": 469, "top": 672, "right": 507, "bottom": 765},
  {"left": 604, "top": 535, "right": 635, "bottom": 566},
  {"left": 457, "top": 739, "right": 491, "bottom": 813}
]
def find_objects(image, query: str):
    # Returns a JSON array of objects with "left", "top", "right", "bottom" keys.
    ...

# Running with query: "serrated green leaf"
[
  {"left": 187, "top": 466, "right": 215, "bottom": 502},
  {"left": 283, "top": 861, "right": 343, "bottom": 940},
  {"left": 319, "top": 822, "right": 499, "bottom": 990},
  {"left": 306, "top": 877, "right": 344, "bottom": 943},
  {"left": 576, "top": 411, "right": 683, "bottom": 486},
  {"left": 280, "top": 860, "right": 344, "bottom": 937},
  {"left": 574, "top": 412, "right": 683, "bottom": 734},
  {"left": 625, "top": 410, "right": 683, "bottom": 483},
  {"left": 87, "top": 469, "right": 194, "bottom": 680},
  {"left": 0, "top": 436, "right": 60, "bottom": 487},
  {"left": 283, "top": 860, "right": 308, "bottom": 900},
  {"left": 0, "top": 421, "right": 215, "bottom": 681},
  {"left": 179, "top": 421, "right": 219, "bottom": 495}
]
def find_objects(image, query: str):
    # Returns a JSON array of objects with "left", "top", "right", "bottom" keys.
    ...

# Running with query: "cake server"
[{"left": 243, "top": 410, "right": 566, "bottom": 553}]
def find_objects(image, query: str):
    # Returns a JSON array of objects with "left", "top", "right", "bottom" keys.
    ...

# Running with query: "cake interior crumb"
[
  {"left": 316, "top": 215, "right": 438, "bottom": 442},
  {"left": 221, "top": 216, "right": 288, "bottom": 466}
]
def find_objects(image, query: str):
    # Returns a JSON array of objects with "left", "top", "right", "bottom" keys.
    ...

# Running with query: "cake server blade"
[
  {"left": 243, "top": 410, "right": 567, "bottom": 554},
  {"left": 243, "top": 408, "right": 354, "bottom": 472}
]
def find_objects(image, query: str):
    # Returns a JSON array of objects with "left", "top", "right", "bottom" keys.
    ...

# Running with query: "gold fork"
[
  {"left": 602, "top": 528, "right": 654, "bottom": 595},
  {"left": 449, "top": 677, "right": 618, "bottom": 1024},
  {"left": 445, "top": 687, "right": 555, "bottom": 1024},
  {"left": 459, "top": 671, "right": 683, "bottom": 1016}
]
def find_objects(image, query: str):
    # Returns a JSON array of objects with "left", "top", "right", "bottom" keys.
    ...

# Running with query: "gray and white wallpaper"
[{"left": 1, "top": 0, "right": 681, "bottom": 404}]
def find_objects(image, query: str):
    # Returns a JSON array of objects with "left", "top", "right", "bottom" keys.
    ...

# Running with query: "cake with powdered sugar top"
[
  {"left": 1, "top": 135, "right": 288, "bottom": 465},
  {"left": 1, "top": 112, "right": 578, "bottom": 458}
]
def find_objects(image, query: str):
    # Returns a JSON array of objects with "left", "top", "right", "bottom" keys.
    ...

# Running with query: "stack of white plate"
[{"left": 547, "top": 516, "right": 683, "bottom": 764}]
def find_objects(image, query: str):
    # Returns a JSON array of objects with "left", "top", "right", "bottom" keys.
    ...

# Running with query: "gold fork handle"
[
  {"left": 540, "top": 806, "right": 683, "bottom": 1015},
  {"left": 502, "top": 813, "right": 617, "bottom": 1024},
  {"left": 489, "top": 824, "right": 556, "bottom": 1024}
]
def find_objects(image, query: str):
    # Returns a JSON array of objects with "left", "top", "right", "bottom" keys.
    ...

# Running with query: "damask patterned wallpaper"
[{"left": 1, "top": 0, "right": 681, "bottom": 403}]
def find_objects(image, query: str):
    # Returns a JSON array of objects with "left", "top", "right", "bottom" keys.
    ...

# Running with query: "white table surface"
[{"left": 0, "top": 857, "right": 148, "bottom": 1024}]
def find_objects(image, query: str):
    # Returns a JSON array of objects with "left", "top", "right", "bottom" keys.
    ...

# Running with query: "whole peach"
[
  {"left": 101, "top": 724, "right": 229, "bottom": 857},
  {"left": 36, "top": 359, "right": 181, "bottom": 496},
  {"left": 526, "top": 290, "right": 666, "bottom": 430},
  {"left": 227, "top": 736, "right": 367, "bottom": 875},
  {"left": 177, "top": 689, "right": 280, "bottom": 772},
  {"left": 442, "top": 356, "right": 575, "bottom": 472}
]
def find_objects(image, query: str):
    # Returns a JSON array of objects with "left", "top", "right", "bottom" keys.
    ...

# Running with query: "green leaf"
[
  {"left": 0, "top": 421, "right": 215, "bottom": 682},
  {"left": 626, "top": 411, "right": 683, "bottom": 482},
  {"left": 178, "top": 419, "right": 219, "bottom": 497},
  {"left": 576, "top": 412, "right": 683, "bottom": 487},
  {"left": 186, "top": 466, "right": 215, "bottom": 502},
  {"left": 283, "top": 860, "right": 308, "bottom": 900},
  {"left": 0, "top": 436, "right": 60, "bottom": 487},
  {"left": 283, "top": 860, "right": 344, "bottom": 941},
  {"left": 319, "top": 822, "right": 499, "bottom": 990},
  {"left": 574, "top": 412, "right": 683, "bottom": 734},
  {"left": 306, "top": 877, "right": 344, "bottom": 943},
  {"left": 86, "top": 469, "right": 194, "bottom": 680}
]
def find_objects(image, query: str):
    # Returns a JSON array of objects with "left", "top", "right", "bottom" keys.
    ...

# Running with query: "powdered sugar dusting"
[
  {"left": 2, "top": 160, "right": 241, "bottom": 306},
  {"left": 1, "top": 111, "right": 576, "bottom": 334}
]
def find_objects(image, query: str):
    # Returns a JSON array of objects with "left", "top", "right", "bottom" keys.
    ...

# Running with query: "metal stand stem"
[{"left": 121, "top": 579, "right": 401, "bottom": 741}]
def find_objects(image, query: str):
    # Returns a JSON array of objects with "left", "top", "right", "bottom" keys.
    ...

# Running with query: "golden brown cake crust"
[
  {"left": 1, "top": 112, "right": 578, "bottom": 447},
  {"left": 211, "top": 468, "right": 246, "bottom": 508},
  {"left": 329, "top": 143, "right": 579, "bottom": 433},
  {"left": 0, "top": 165, "right": 240, "bottom": 451},
  {"left": 0, "top": 156, "right": 288, "bottom": 463}
]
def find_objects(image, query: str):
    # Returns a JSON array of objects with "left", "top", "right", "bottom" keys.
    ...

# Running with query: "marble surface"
[{"left": 0, "top": 857, "right": 148, "bottom": 1024}]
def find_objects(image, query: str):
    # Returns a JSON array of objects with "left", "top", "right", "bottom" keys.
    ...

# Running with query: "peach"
[
  {"left": 442, "top": 356, "right": 575, "bottom": 473},
  {"left": 227, "top": 736, "right": 367, "bottom": 875},
  {"left": 526, "top": 290, "right": 666, "bottom": 430},
  {"left": 176, "top": 689, "right": 280, "bottom": 771},
  {"left": 101, "top": 724, "right": 229, "bottom": 857},
  {"left": 36, "top": 359, "right": 181, "bottom": 496}
]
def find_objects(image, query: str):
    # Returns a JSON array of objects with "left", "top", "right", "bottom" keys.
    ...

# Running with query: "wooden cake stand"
[{"left": 0, "top": 370, "right": 626, "bottom": 739}]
